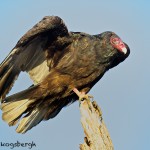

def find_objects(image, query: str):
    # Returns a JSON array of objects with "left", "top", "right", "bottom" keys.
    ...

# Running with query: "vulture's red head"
[
  {"left": 110, "top": 35, "right": 127, "bottom": 54},
  {"left": 97, "top": 31, "right": 130, "bottom": 69}
]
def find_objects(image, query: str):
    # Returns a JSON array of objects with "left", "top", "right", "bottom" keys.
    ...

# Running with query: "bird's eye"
[{"left": 111, "top": 38, "right": 120, "bottom": 45}]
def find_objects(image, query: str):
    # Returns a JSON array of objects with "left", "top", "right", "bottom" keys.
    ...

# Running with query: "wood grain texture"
[{"left": 79, "top": 98, "right": 114, "bottom": 150}]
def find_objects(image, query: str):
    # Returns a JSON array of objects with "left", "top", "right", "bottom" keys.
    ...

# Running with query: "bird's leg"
[
  {"left": 73, "top": 88, "right": 93, "bottom": 101},
  {"left": 73, "top": 88, "right": 93, "bottom": 110}
]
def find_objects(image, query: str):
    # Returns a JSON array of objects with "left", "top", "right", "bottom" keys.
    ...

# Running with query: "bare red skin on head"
[{"left": 110, "top": 37, "right": 126, "bottom": 53}]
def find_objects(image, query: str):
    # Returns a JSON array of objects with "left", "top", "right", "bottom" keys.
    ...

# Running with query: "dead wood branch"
[{"left": 79, "top": 98, "right": 114, "bottom": 150}]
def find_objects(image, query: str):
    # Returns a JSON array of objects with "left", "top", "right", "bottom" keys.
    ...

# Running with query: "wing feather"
[{"left": 0, "top": 16, "right": 70, "bottom": 98}]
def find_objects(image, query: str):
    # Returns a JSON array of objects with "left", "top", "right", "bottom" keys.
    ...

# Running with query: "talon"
[
  {"left": 73, "top": 88, "right": 93, "bottom": 101},
  {"left": 73, "top": 88, "right": 94, "bottom": 109},
  {"left": 79, "top": 94, "right": 89, "bottom": 101}
]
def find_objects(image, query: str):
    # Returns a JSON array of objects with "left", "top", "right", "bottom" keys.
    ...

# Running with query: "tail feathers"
[
  {"left": 1, "top": 93, "right": 65, "bottom": 133},
  {"left": 16, "top": 106, "right": 48, "bottom": 133},
  {"left": 0, "top": 58, "right": 20, "bottom": 100},
  {"left": 3, "top": 85, "right": 39, "bottom": 103},
  {"left": 43, "top": 101, "right": 64, "bottom": 120},
  {"left": 1, "top": 99, "right": 34, "bottom": 125},
  {"left": 0, "top": 85, "right": 40, "bottom": 133},
  {"left": 16, "top": 101, "right": 65, "bottom": 133}
]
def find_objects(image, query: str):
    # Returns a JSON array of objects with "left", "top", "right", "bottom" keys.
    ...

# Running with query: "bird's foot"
[
  {"left": 73, "top": 88, "right": 93, "bottom": 101},
  {"left": 79, "top": 93, "right": 93, "bottom": 101},
  {"left": 73, "top": 88, "right": 93, "bottom": 110}
]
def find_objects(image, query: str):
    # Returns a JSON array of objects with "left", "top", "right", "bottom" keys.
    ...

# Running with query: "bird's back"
[{"left": 55, "top": 32, "right": 105, "bottom": 79}]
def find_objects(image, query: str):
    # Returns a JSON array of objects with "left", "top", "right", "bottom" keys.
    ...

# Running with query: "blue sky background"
[{"left": 0, "top": 0, "right": 150, "bottom": 150}]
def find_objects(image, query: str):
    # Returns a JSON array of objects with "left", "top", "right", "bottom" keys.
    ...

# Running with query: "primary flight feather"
[{"left": 0, "top": 16, "right": 130, "bottom": 133}]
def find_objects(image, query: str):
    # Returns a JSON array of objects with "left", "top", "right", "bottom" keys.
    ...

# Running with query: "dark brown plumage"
[{"left": 0, "top": 16, "right": 130, "bottom": 133}]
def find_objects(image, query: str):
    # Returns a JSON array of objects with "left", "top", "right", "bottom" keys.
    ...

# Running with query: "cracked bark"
[{"left": 79, "top": 98, "right": 114, "bottom": 150}]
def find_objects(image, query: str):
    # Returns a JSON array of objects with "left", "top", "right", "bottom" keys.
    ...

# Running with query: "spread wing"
[{"left": 0, "top": 16, "right": 70, "bottom": 99}]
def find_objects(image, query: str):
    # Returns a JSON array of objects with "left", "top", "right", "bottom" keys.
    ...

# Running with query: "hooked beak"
[{"left": 121, "top": 47, "right": 127, "bottom": 54}]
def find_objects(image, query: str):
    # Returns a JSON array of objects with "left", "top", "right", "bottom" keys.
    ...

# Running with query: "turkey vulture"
[{"left": 0, "top": 16, "right": 130, "bottom": 133}]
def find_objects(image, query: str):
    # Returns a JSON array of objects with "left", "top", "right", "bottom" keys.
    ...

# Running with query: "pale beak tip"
[{"left": 122, "top": 47, "right": 127, "bottom": 54}]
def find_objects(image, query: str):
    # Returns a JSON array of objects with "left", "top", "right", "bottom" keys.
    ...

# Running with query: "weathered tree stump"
[{"left": 79, "top": 97, "right": 114, "bottom": 150}]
